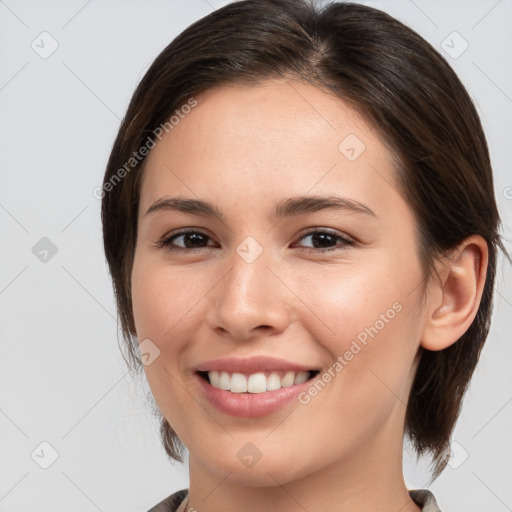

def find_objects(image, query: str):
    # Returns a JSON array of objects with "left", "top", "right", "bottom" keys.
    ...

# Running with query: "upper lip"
[{"left": 195, "top": 356, "right": 318, "bottom": 374}]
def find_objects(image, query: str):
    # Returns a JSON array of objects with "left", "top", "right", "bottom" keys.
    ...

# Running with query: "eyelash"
[{"left": 154, "top": 228, "right": 356, "bottom": 253}]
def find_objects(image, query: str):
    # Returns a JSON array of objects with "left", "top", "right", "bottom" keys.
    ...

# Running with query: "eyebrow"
[{"left": 144, "top": 195, "right": 376, "bottom": 220}]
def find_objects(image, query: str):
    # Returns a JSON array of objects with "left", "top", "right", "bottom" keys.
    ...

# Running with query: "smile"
[
  {"left": 195, "top": 369, "right": 321, "bottom": 418},
  {"left": 199, "top": 370, "right": 320, "bottom": 394}
]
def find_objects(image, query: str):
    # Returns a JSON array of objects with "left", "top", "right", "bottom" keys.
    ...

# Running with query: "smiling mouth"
[{"left": 197, "top": 369, "right": 320, "bottom": 394}]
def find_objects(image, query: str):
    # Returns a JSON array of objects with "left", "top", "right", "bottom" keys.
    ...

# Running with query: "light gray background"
[{"left": 1, "top": 0, "right": 511, "bottom": 511}]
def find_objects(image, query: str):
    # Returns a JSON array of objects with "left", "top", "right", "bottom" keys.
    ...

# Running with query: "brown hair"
[{"left": 101, "top": 0, "right": 510, "bottom": 479}]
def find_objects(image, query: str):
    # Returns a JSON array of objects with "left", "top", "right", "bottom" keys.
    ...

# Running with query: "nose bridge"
[
  {"left": 231, "top": 239, "right": 270, "bottom": 301},
  {"left": 209, "top": 236, "right": 290, "bottom": 338}
]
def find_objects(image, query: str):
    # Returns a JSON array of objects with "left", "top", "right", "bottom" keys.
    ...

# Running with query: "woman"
[{"left": 101, "top": 1, "right": 509, "bottom": 511}]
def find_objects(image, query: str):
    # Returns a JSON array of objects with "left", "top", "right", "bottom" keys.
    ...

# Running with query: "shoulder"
[
  {"left": 146, "top": 489, "right": 189, "bottom": 512},
  {"left": 146, "top": 488, "right": 440, "bottom": 512},
  {"left": 409, "top": 489, "right": 443, "bottom": 512}
]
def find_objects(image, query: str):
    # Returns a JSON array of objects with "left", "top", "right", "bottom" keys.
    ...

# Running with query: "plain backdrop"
[{"left": 1, "top": 0, "right": 511, "bottom": 511}]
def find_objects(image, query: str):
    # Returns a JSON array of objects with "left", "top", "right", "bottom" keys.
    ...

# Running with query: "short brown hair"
[{"left": 101, "top": 0, "right": 510, "bottom": 479}]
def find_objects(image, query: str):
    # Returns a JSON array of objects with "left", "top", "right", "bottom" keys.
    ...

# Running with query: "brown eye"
[
  {"left": 294, "top": 229, "right": 355, "bottom": 251},
  {"left": 157, "top": 229, "right": 216, "bottom": 251}
]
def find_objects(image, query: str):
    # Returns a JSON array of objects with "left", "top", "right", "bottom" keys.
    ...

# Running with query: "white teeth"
[
  {"left": 219, "top": 371, "right": 231, "bottom": 390},
  {"left": 231, "top": 373, "right": 247, "bottom": 393},
  {"left": 281, "top": 371, "right": 295, "bottom": 387},
  {"left": 247, "top": 373, "right": 267, "bottom": 393},
  {"left": 208, "top": 370, "right": 221, "bottom": 388},
  {"left": 266, "top": 372, "right": 281, "bottom": 391},
  {"left": 294, "top": 371, "right": 309, "bottom": 384},
  {"left": 206, "top": 370, "right": 312, "bottom": 394}
]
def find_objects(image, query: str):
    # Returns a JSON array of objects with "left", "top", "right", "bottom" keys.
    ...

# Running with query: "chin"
[{"left": 194, "top": 444, "right": 315, "bottom": 487}]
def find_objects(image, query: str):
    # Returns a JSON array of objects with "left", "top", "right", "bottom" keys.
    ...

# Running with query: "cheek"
[
  {"left": 130, "top": 257, "right": 219, "bottom": 411},
  {"left": 131, "top": 260, "right": 205, "bottom": 421},
  {"left": 294, "top": 258, "right": 403, "bottom": 344},
  {"left": 131, "top": 259, "right": 209, "bottom": 342},
  {"left": 294, "top": 254, "right": 421, "bottom": 397}
]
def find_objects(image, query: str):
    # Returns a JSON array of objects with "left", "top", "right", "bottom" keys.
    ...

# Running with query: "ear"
[{"left": 421, "top": 235, "right": 489, "bottom": 351}]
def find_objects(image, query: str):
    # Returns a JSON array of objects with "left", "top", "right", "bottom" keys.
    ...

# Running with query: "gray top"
[{"left": 147, "top": 488, "right": 442, "bottom": 511}]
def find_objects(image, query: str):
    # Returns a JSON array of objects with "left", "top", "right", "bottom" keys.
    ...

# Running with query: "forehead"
[
  {"left": 139, "top": 79, "right": 400, "bottom": 215},
  {"left": 159, "top": 79, "right": 380, "bottom": 152}
]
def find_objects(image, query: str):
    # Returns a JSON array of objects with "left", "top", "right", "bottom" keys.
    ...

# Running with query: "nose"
[{"left": 207, "top": 245, "right": 291, "bottom": 341}]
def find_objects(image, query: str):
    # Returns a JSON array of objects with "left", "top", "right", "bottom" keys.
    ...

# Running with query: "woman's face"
[{"left": 131, "top": 79, "right": 429, "bottom": 485}]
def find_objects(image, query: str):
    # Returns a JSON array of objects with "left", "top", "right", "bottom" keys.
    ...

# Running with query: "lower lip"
[{"left": 195, "top": 373, "right": 314, "bottom": 418}]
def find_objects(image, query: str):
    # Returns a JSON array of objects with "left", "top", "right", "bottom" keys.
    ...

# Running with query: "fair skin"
[{"left": 131, "top": 79, "right": 487, "bottom": 512}]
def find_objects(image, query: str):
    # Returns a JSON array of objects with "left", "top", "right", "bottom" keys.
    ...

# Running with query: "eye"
[
  {"left": 155, "top": 229, "right": 216, "bottom": 251},
  {"left": 154, "top": 227, "right": 356, "bottom": 253},
  {"left": 293, "top": 228, "right": 356, "bottom": 252}
]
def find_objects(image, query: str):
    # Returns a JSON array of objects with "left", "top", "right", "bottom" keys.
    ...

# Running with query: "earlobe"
[{"left": 420, "top": 235, "right": 488, "bottom": 352}]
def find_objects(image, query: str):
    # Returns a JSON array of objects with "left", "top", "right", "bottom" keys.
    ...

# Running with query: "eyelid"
[
  {"left": 156, "top": 228, "right": 215, "bottom": 251},
  {"left": 154, "top": 227, "right": 356, "bottom": 252},
  {"left": 294, "top": 227, "right": 355, "bottom": 243},
  {"left": 292, "top": 228, "right": 356, "bottom": 251}
]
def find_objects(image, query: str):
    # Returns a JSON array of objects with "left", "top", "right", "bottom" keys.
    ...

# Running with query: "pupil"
[
  {"left": 182, "top": 232, "right": 336, "bottom": 249},
  {"left": 185, "top": 233, "right": 205, "bottom": 247},
  {"left": 313, "top": 233, "right": 334, "bottom": 248}
]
